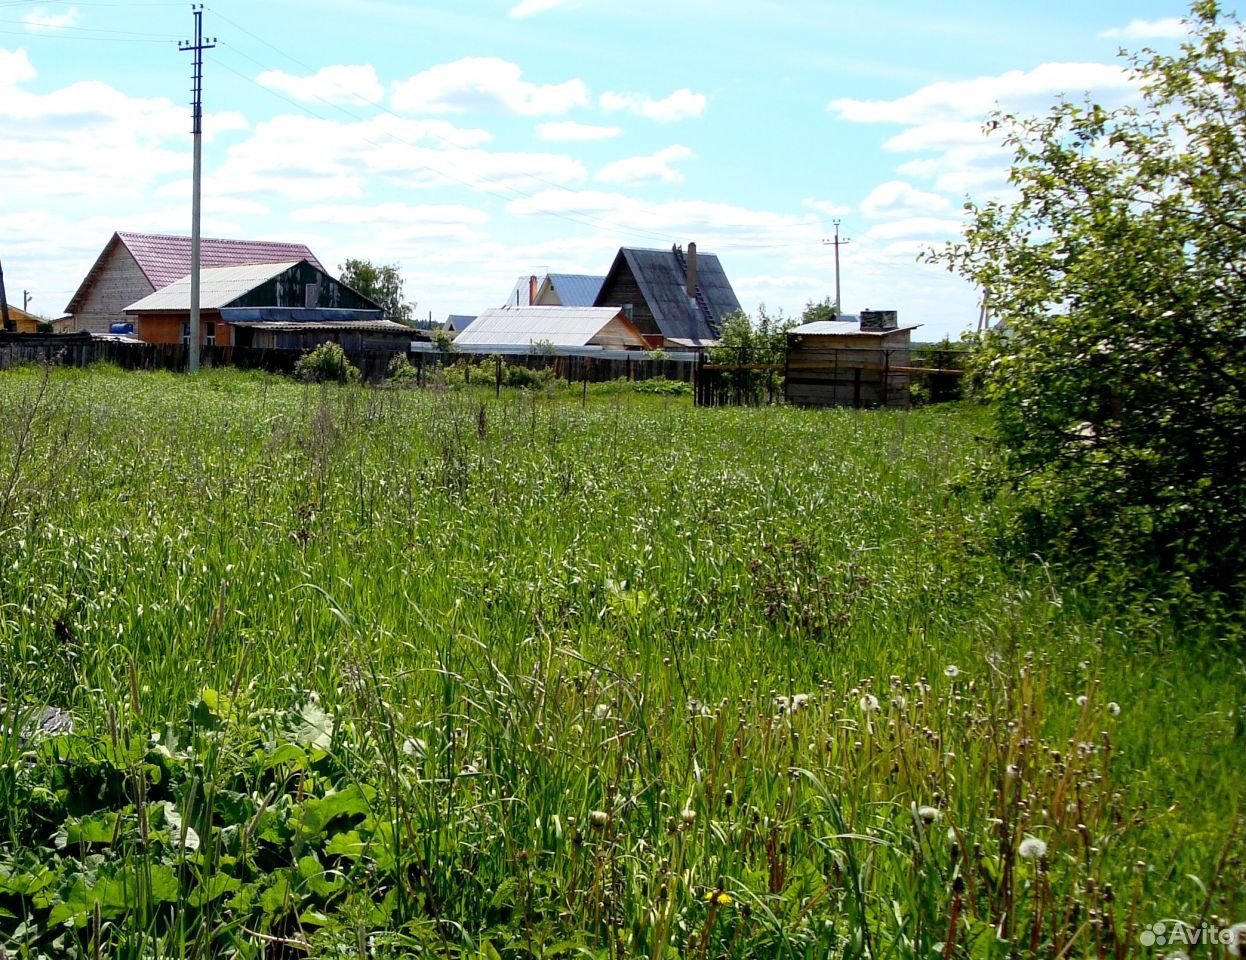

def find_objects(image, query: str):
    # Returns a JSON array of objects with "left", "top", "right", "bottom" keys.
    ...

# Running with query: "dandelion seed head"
[
  {"left": 944, "top": 665, "right": 960, "bottom": 678},
  {"left": 859, "top": 694, "right": 880, "bottom": 713},
  {"left": 1107, "top": 701, "right": 1121, "bottom": 716},
  {"left": 1018, "top": 836, "right": 1047, "bottom": 860},
  {"left": 916, "top": 805, "right": 941, "bottom": 823},
  {"left": 1076, "top": 695, "right": 1089, "bottom": 707}
]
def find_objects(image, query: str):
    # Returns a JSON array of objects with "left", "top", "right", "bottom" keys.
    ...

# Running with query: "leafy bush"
[
  {"left": 293, "top": 342, "right": 360, "bottom": 385},
  {"left": 632, "top": 377, "right": 692, "bottom": 396},
  {"left": 386, "top": 352, "right": 419, "bottom": 386},
  {"left": 932, "top": 2, "right": 1246, "bottom": 595}
]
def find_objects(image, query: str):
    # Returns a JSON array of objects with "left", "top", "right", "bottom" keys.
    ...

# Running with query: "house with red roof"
[{"left": 61, "top": 232, "right": 327, "bottom": 334}]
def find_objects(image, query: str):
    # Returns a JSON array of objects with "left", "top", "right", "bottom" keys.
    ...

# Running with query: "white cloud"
[
  {"left": 802, "top": 198, "right": 852, "bottom": 218},
  {"left": 392, "top": 57, "right": 588, "bottom": 116},
  {"left": 862, "top": 217, "right": 966, "bottom": 242},
  {"left": 23, "top": 7, "right": 78, "bottom": 31},
  {"left": 883, "top": 120, "right": 987, "bottom": 153},
  {"left": 257, "top": 65, "right": 384, "bottom": 106},
  {"left": 860, "top": 181, "right": 953, "bottom": 219},
  {"left": 537, "top": 120, "right": 622, "bottom": 141},
  {"left": 600, "top": 88, "right": 706, "bottom": 122},
  {"left": 830, "top": 62, "right": 1135, "bottom": 124},
  {"left": 597, "top": 145, "right": 692, "bottom": 186},
  {"left": 1099, "top": 17, "right": 1186, "bottom": 40},
  {"left": 510, "top": 0, "right": 580, "bottom": 17},
  {"left": 0, "top": 49, "right": 38, "bottom": 87}
]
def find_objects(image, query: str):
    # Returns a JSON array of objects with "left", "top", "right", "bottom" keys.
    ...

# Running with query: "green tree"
[
  {"left": 709, "top": 306, "right": 795, "bottom": 403},
  {"left": 339, "top": 259, "right": 414, "bottom": 325},
  {"left": 931, "top": 1, "right": 1246, "bottom": 593},
  {"left": 800, "top": 296, "right": 838, "bottom": 325}
]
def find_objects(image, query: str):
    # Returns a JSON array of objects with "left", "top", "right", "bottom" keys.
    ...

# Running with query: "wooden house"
[
  {"left": 453, "top": 306, "right": 650, "bottom": 350},
  {"left": 123, "top": 260, "right": 414, "bottom": 351},
  {"left": 3, "top": 305, "right": 46, "bottom": 334},
  {"left": 595, "top": 243, "right": 740, "bottom": 348},
  {"left": 64, "top": 232, "right": 325, "bottom": 334},
  {"left": 784, "top": 310, "right": 921, "bottom": 409}
]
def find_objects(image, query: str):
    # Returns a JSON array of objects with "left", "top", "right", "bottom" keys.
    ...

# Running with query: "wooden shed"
[{"left": 785, "top": 311, "right": 921, "bottom": 409}]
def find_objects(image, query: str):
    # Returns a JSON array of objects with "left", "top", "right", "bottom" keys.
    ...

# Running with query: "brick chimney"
[
  {"left": 685, "top": 242, "right": 698, "bottom": 298},
  {"left": 528, "top": 275, "right": 538, "bottom": 305}
]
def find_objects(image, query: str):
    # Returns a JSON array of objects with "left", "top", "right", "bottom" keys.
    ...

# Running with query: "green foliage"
[
  {"left": 910, "top": 338, "right": 971, "bottom": 406},
  {"left": 338, "top": 258, "right": 414, "bottom": 325},
  {"left": 385, "top": 352, "right": 418, "bottom": 386},
  {"left": 432, "top": 329, "right": 457, "bottom": 352},
  {"left": 708, "top": 305, "right": 796, "bottom": 402},
  {"left": 630, "top": 376, "right": 691, "bottom": 396},
  {"left": 931, "top": 1, "right": 1246, "bottom": 594},
  {"left": 294, "top": 342, "right": 361, "bottom": 385},
  {"left": 800, "top": 296, "right": 838, "bottom": 325},
  {"left": 0, "top": 367, "right": 1240, "bottom": 956}
]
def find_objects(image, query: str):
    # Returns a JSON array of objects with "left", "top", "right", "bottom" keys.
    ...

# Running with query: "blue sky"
[{"left": 0, "top": 0, "right": 1202, "bottom": 337}]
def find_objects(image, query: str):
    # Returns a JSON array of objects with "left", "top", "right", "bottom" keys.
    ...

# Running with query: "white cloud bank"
[
  {"left": 600, "top": 88, "right": 706, "bottom": 122},
  {"left": 392, "top": 57, "right": 588, "bottom": 116},
  {"left": 510, "top": 0, "right": 581, "bottom": 17},
  {"left": 1099, "top": 17, "right": 1187, "bottom": 39},
  {"left": 537, "top": 120, "right": 622, "bottom": 141},
  {"left": 23, "top": 6, "right": 78, "bottom": 31},
  {"left": 596, "top": 145, "right": 692, "bottom": 186},
  {"left": 257, "top": 65, "right": 384, "bottom": 106}
]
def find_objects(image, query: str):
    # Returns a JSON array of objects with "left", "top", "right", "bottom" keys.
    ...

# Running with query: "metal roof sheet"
[
  {"left": 597, "top": 247, "right": 741, "bottom": 342},
  {"left": 226, "top": 320, "right": 416, "bottom": 334},
  {"left": 790, "top": 320, "right": 922, "bottom": 336},
  {"left": 124, "top": 262, "right": 301, "bottom": 312},
  {"left": 454, "top": 306, "right": 646, "bottom": 348},
  {"left": 119, "top": 232, "right": 325, "bottom": 289},
  {"left": 547, "top": 274, "right": 606, "bottom": 307}
]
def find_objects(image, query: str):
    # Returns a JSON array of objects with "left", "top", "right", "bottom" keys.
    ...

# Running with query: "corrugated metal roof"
[
  {"left": 455, "top": 306, "right": 646, "bottom": 347},
  {"left": 124, "top": 262, "right": 300, "bottom": 312},
  {"left": 444, "top": 314, "right": 477, "bottom": 332},
  {"left": 120, "top": 232, "right": 324, "bottom": 289},
  {"left": 597, "top": 247, "right": 741, "bottom": 342},
  {"left": 790, "top": 319, "right": 922, "bottom": 336},
  {"left": 66, "top": 232, "right": 326, "bottom": 315},
  {"left": 547, "top": 274, "right": 606, "bottom": 307},
  {"left": 227, "top": 320, "right": 417, "bottom": 334}
]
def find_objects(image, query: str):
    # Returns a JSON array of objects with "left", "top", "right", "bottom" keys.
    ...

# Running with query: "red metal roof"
[
  {"left": 65, "top": 232, "right": 326, "bottom": 314},
  {"left": 117, "top": 232, "right": 325, "bottom": 289}
]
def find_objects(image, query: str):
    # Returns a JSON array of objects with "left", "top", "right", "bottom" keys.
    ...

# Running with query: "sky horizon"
[{"left": 0, "top": 0, "right": 1207, "bottom": 339}]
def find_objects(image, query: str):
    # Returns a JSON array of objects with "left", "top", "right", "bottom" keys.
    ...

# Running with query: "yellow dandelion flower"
[{"left": 705, "top": 890, "right": 732, "bottom": 906}]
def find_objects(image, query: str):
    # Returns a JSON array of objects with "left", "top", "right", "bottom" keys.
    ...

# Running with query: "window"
[
  {"left": 204, "top": 322, "right": 216, "bottom": 347},
  {"left": 180, "top": 322, "right": 191, "bottom": 346}
]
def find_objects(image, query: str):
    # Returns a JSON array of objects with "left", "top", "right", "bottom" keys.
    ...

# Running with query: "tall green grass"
[{"left": 0, "top": 365, "right": 1240, "bottom": 958}]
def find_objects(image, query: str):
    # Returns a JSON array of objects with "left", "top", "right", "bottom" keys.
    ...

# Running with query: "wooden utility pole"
[
  {"left": 180, "top": 5, "right": 215, "bottom": 373},
  {"left": 823, "top": 221, "right": 851, "bottom": 314},
  {"left": 0, "top": 256, "right": 12, "bottom": 332}
]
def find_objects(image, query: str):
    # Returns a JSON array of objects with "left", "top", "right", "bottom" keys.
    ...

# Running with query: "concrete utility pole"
[
  {"left": 823, "top": 221, "right": 852, "bottom": 315},
  {"left": 0, "top": 257, "right": 12, "bottom": 332},
  {"left": 180, "top": 5, "right": 215, "bottom": 373}
]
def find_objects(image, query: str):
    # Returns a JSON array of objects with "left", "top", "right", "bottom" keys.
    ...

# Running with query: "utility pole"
[
  {"left": 0, "top": 257, "right": 11, "bottom": 332},
  {"left": 23, "top": 291, "right": 32, "bottom": 313},
  {"left": 822, "top": 220, "right": 851, "bottom": 315},
  {"left": 180, "top": 4, "right": 215, "bottom": 373}
]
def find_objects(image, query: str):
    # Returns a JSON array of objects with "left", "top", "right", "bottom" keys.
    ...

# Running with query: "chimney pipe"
[
  {"left": 685, "top": 242, "right": 698, "bottom": 299},
  {"left": 529, "top": 275, "right": 538, "bottom": 305}
]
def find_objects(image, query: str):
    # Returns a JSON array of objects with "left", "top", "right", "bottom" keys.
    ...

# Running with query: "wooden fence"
[{"left": 0, "top": 335, "right": 700, "bottom": 387}]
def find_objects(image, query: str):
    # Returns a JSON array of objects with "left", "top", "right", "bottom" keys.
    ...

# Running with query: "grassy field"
[{"left": 0, "top": 365, "right": 1241, "bottom": 959}]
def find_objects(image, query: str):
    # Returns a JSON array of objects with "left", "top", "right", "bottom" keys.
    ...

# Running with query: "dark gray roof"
[
  {"left": 548, "top": 274, "right": 605, "bottom": 307},
  {"left": 445, "top": 314, "right": 477, "bottom": 332},
  {"left": 596, "top": 247, "right": 741, "bottom": 342}
]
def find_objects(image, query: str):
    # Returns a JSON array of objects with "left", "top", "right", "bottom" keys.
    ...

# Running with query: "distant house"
[
  {"left": 534, "top": 274, "right": 606, "bottom": 307},
  {"left": 594, "top": 244, "right": 740, "bottom": 348},
  {"left": 64, "top": 232, "right": 326, "bottom": 334},
  {"left": 503, "top": 273, "right": 606, "bottom": 309},
  {"left": 444, "top": 314, "right": 477, "bottom": 336},
  {"left": 3, "top": 304, "right": 46, "bottom": 334},
  {"left": 452, "top": 306, "right": 650, "bottom": 351},
  {"left": 124, "top": 260, "right": 414, "bottom": 351},
  {"left": 784, "top": 310, "right": 922, "bottom": 409}
]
